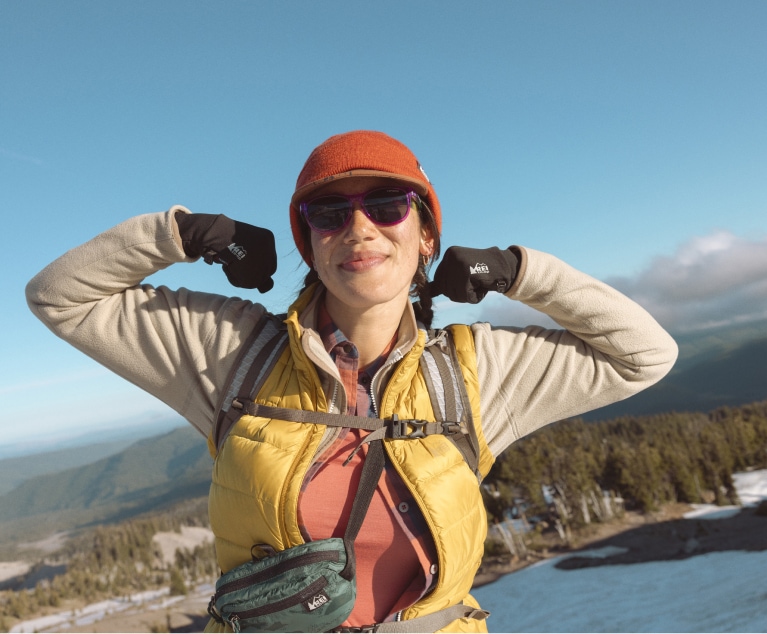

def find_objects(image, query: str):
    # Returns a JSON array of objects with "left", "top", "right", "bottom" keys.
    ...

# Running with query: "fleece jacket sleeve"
[
  {"left": 473, "top": 246, "right": 678, "bottom": 458},
  {"left": 25, "top": 207, "right": 268, "bottom": 437}
]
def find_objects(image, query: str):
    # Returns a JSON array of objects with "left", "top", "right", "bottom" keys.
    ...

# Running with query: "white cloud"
[
  {"left": 470, "top": 231, "right": 767, "bottom": 334},
  {"left": 606, "top": 231, "right": 767, "bottom": 332}
]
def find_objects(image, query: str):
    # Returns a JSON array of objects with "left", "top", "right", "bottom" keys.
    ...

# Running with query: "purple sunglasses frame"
[{"left": 299, "top": 187, "right": 420, "bottom": 234}]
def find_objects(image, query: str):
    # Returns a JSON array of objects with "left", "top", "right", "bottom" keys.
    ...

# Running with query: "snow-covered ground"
[
  {"left": 476, "top": 548, "right": 767, "bottom": 632},
  {"left": 9, "top": 471, "right": 767, "bottom": 633},
  {"left": 683, "top": 469, "right": 767, "bottom": 519},
  {"left": 474, "top": 470, "right": 767, "bottom": 632},
  {"left": 152, "top": 525, "right": 213, "bottom": 566}
]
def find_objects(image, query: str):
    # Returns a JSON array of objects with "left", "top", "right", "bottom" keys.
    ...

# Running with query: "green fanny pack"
[
  {"left": 207, "top": 538, "right": 356, "bottom": 633},
  {"left": 207, "top": 439, "right": 385, "bottom": 633}
]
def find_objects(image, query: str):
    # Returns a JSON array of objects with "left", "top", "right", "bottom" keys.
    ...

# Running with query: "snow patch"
[
  {"left": 684, "top": 469, "right": 767, "bottom": 520},
  {"left": 152, "top": 525, "right": 213, "bottom": 566},
  {"left": 0, "top": 562, "right": 31, "bottom": 584}
]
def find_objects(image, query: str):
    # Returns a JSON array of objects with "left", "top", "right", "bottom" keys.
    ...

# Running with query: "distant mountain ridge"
[
  {"left": 0, "top": 415, "right": 187, "bottom": 461},
  {"left": 585, "top": 319, "right": 767, "bottom": 421},
  {"left": 0, "top": 438, "right": 139, "bottom": 496},
  {"left": 0, "top": 426, "right": 211, "bottom": 547}
]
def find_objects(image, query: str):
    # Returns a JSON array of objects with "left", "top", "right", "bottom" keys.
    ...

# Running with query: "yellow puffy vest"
[{"left": 206, "top": 297, "right": 495, "bottom": 633}]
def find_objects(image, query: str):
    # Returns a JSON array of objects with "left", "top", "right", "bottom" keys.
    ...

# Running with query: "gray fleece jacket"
[{"left": 26, "top": 207, "right": 678, "bottom": 458}]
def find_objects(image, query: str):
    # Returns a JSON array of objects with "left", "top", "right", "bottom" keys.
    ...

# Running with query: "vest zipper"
[
  {"left": 328, "top": 379, "right": 339, "bottom": 414},
  {"left": 311, "top": 379, "right": 344, "bottom": 463},
  {"left": 369, "top": 350, "right": 402, "bottom": 417},
  {"left": 279, "top": 430, "right": 314, "bottom": 547}
]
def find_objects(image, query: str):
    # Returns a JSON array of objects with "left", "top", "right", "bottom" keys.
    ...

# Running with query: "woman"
[{"left": 26, "top": 130, "right": 677, "bottom": 632}]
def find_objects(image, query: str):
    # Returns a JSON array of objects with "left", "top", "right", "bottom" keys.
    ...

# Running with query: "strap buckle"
[
  {"left": 388, "top": 415, "right": 463, "bottom": 439},
  {"left": 389, "top": 414, "right": 428, "bottom": 439}
]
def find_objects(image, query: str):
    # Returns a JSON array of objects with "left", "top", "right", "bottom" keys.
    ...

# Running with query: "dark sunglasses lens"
[
  {"left": 363, "top": 189, "right": 411, "bottom": 224},
  {"left": 305, "top": 196, "right": 352, "bottom": 231}
]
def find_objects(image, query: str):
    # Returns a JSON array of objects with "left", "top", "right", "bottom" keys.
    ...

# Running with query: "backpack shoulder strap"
[
  {"left": 212, "top": 317, "right": 482, "bottom": 481},
  {"left": 420, "top": 328, "right": 482, "bottom": 480},
  {"left": 212, "top": 312, "right": 289, "bottom": 452}
]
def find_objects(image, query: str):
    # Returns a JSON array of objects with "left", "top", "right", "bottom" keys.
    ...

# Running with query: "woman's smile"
[{"left": 339, "top": 251, "right": 387, "bottom": 272}]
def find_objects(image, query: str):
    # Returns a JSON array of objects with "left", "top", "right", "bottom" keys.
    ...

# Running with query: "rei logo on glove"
[
  {"left": 227, "top": 243, "right": 248, "bottom": 261},
  {"left": 304, "top": 591, "right": 330, "bottom": 612},
  {"left": 469, "top": 262, "right": 490, "bottom": 275}
]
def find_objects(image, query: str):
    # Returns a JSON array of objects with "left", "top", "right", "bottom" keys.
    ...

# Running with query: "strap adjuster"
[
  {"left": 389, "top": 414, "right": 428, "bottom": 439},
  {"left": 388, "top": 415, "right": 463, "bottom": 439},
  {"left": 441, "top": 421, "right": 463, "bottom": 435}
]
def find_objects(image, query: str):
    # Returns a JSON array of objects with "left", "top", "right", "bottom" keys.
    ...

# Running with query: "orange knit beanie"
[{"left": 289, "top": 130, "right": 441, "bottom": 265}]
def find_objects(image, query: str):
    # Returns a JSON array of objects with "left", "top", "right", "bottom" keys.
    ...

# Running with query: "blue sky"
[{"left": 2, "top": 1, "right": 766, "bottom": 450}]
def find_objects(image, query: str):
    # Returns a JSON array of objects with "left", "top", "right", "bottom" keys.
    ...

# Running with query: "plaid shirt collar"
[{"left": 316, "top": 300, "right": 394, "bottom": 415}]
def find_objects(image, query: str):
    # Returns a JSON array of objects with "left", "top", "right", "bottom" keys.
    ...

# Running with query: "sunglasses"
[{"left": 300, "top": 187, "right": 420, "bottom": 234}]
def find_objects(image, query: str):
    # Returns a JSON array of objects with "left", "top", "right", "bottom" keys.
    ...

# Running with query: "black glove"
[
  {"left": 175, "top": 211, "right": 277, "bottom": 292},
  {"left": 429, "top": 246, "right": 518, "bottom": 304}
]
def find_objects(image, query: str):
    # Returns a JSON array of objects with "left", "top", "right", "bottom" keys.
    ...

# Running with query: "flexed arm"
[
  {"left": 432, "top": 245, "right": 678, "bottom": 457},
  {"left": 25, "top": 207, "right": 275, "bottom": 436}
]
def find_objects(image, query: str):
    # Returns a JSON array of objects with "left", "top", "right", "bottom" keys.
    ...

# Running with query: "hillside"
[
  {"left": 0, "top": 439, "right": 138, "bottom": 497},
  {"left": 0, "top": 416, "right": 188, "bottom": 462},
  {"left": 584, "top": 326, "right": 767, "bottom": 421},
  {"left": 0, "top": 427, "right": 211, "bottom": 548},
  {"left": 672, "top": 318, "right": 767, "bottom": 371}
]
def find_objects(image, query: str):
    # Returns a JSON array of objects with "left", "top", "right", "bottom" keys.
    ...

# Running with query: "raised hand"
[
  {"left": 429, "top": 246, "right": 518, "bottom": 304},
  {"left": 175, "top": 212, "right": 277, "bottom": 292}
]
